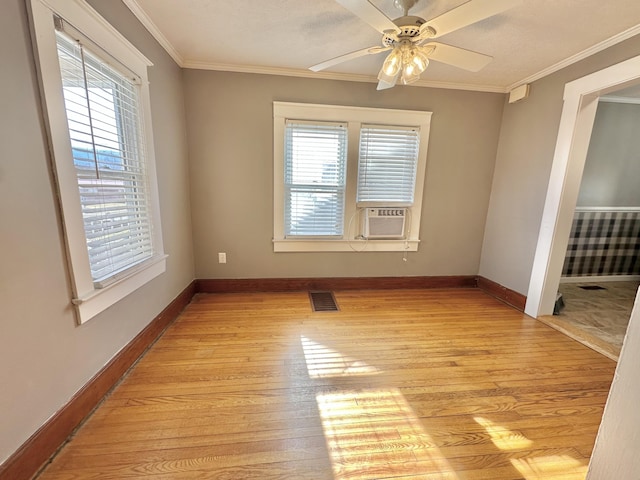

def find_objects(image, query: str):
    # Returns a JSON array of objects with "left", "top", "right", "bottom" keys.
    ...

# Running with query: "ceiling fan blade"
[
  {"left": 422, "top": 42, "right": 492, "bottom": 71},
  {"left": 421, "top": 0, "right": 521, "bottom": 38},
  {"left": 336, "top": 0, "right": 401, "bottom": 34},
  {"left": 309, "top": 46, "right": 390, "bottom": 72},
  {"left": 377, "top": 78, "right": 397, "bottom": 90}
]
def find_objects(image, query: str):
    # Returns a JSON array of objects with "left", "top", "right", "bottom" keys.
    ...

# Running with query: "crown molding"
[
  {"left": 181, "top": 60, "right": 507, "bottom": 93},
  {"left": 507, "top": 23, "right": 640, "bottom": 92},
  {"left": 122, "top": 0, "right": 184, "bottom": 66}
]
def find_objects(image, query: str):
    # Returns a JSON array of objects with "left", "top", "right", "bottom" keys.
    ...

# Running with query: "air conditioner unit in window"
[{"left": 363, "top": 208, "right": 406, "bottom": 239}]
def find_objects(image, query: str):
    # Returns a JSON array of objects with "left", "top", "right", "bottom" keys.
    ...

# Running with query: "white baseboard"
[{"left": 560, "top": 275, "right": 640, "bottom": 284}]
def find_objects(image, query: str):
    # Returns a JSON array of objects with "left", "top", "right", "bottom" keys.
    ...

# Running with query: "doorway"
[
  {"left": 534, "top": 96, "right": 640, "bottom": 360},
  {"left": 525, "top": 54, "right": 640, "bottom": 327}
]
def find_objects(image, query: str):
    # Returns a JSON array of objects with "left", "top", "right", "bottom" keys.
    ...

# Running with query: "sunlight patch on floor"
[
  {"left": 475, "top": 417, "right": 587, "bottom": 479},
  {"left": 511, "top": 455, "right": 588, "bottom": 479},
  {"left": 316, "top": 388, "right": 459, "bottom": 480},
  {"left": 474, "top": 416, "right": 533, "bottom": 450},
  {"left": 301, "top": 335, "right": 381, "bottom": 378}
]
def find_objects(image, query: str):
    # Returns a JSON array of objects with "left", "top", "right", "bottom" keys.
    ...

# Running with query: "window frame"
[
  {"left": 29, "top": 0, "right": 166, "bottom": 323},
  {"left": 273, "top": 102, "right": 432, "bottom": 253}
]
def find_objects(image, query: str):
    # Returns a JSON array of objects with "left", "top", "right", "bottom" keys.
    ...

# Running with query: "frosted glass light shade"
[
  {"left": 401, "top": 62, "right": 420, "bottom": 84},
  {"left": 378, "top": 43, "right": 431, "bottom": 88},
  {"left": 411, "top": 50, "right": 429, "bottom": 73},
  {"left": 382, "top": 49, "right": 402, "bottom": 76}
]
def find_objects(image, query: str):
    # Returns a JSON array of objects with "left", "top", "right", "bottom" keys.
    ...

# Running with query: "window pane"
[
  {"left": 357, "top": 125, "right": 420, "bottom": 204},
  {"left": 284, "top": 121, "right": 347, "bottom": 236},
  {"left": 56, "top": 32, "right": 153, "bottom": 284},
  {"left": 286, "top": 188, "right": 344, "bottom": 236}
]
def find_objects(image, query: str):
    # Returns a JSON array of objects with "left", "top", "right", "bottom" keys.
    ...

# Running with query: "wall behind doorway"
[{"left": 562, "top": 100, "right": 640, "bottom": 279}]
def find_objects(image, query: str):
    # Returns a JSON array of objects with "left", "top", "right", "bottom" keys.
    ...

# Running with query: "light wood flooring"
[
  {"left": 36, "top": 289, "right": 616, "bottom": 480},
  {"left": 539, "top": 281, "right": 640, "bottom": 361}
]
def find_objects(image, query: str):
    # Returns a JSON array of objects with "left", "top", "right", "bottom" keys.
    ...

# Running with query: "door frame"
[{"left": 525, "top": 54, "right": 640, "bottom": 318}]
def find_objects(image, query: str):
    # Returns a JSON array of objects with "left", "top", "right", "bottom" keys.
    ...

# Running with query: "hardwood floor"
[{"left": 36, "top": 289, "right": 615, "bottom": 480}]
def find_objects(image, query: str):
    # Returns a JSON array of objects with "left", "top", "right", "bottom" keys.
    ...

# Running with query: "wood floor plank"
[{"left": 35, "top": 289, "right": 615, "bottom": 480}]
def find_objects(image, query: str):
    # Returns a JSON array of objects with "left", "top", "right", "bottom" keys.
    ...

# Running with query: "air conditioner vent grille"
[{"left": 363, "top": 207, "right": 407, "bottom": 239}]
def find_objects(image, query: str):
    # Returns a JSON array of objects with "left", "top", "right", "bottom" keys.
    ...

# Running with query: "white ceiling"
[{"left": 123, "top": 0, "right": 640, "bottom": 93}]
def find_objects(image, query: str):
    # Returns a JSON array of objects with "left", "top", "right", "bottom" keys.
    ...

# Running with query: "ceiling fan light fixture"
[
  {"left": 394, "top": 44, "right": 428, "bottom": 85},
  {"left": 310, "top": 0, "right": 513, "bottom": 90},
  {"left": 411, "top": 49, "right": 429, "bottom": 73},
  {"left": 401, "top": 62, "right": 421, "bottom": 84},
  {"left": 381, "top": 48, "right": 403, "bottom": 77}
]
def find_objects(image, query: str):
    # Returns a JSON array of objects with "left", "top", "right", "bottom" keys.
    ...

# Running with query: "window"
[
  {"left": 56, "top": 31, "right": 154, "bottom": 284},
  {"left": 273, "top": 103, "right": 432, "bottom": 252},
  {"left": 29, "top": 0, "right": 166, "bottom": 323},
  {"left": 357, "top": 125, "right": 420, "bottom": 205},
  {"left": 284, "top": 121, "right": 347, "bottom": 237}
]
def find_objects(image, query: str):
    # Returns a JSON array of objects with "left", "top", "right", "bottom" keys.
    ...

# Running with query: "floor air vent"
[
  {"left": 309, "top": 291, "right": 339, "bottom": 312},
  {"left": 579, "top": 285, "right": 606, "bottom": 290}
]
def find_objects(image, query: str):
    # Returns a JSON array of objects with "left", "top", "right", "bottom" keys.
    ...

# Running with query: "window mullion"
[{"left": 344, "top": 121, "right": 360, "bottom": 240}]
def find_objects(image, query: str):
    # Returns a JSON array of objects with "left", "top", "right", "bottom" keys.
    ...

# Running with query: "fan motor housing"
[{"left": 383, "top": 15, "right": 427, "bottom": 46}]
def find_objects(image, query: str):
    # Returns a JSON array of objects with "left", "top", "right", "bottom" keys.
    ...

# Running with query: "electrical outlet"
[{"left": 218, "top": 252, "right": 227, "bottom": 264}]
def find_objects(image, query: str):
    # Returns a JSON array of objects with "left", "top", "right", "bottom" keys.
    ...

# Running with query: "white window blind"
[
  {"left": 56, "top": 30, "right": 154, "bottom": 285},
  {"left": 357, "top": 124, "right": 420, "bottom": 204},
  {"left": 284, "top": 121, "right": 347, "bottom": 236}
]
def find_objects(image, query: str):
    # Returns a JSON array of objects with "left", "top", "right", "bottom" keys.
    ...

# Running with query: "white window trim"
[
  {"left": 29, "top": 0, "right": 166, "bottom": 323},
  {"left": 273, "top": 102, "right": 432, "bottom": 252}
]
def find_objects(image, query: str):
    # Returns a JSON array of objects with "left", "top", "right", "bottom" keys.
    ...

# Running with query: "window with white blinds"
[
  {"left": 273, "top": 102, "right": 431, "bottom": 252},
  {"left": 357, "top": 125, "right": 420, "bottom": 204},
  {"left": 55, "top": 30, "right": 153, "bottom": 285},
  {"left": 30, "top": 0, "right": 165, "bottom": 322},
  {"left": 284, "top": 121, "right": 347, "bottom": 237}
]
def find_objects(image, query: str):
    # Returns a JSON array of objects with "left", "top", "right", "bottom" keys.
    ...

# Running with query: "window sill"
[
  {"left": 273, "top": 239, "right": 419, "bottom": 253},
  {"left": 72, "top": 254, "right": 167, "bottom": 324}
]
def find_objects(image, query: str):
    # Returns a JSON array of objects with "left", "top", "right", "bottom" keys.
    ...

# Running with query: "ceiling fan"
[{"left": 310, "top": 0, "right": 521, "bottom": 89}]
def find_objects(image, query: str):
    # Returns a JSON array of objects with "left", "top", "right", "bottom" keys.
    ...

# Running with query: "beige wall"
[
  {"left": 184, "top": 70, "right": 504, "bottom": 279},
  {"left": 0, "top": 0, "right": 194, "bottom": 464},
  {"left": 578, "top": 101, "right": 640, "bottom": 207},
  {"left": 479, "top": 35, "right": 640, "bottom": 295}
]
